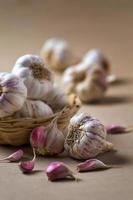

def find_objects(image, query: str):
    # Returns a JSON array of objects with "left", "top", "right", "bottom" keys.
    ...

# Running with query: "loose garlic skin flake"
[
  {"left": 15, "top": 100, "right": 53, "bottom": 118},
  {"left": 41, "top": 38, "right": 78, "bottom": 71},
  {"left": 0, "top": 72, "right": 27, "bottom": 117},
  {"left": 12, "top": 54, "right": 53, "bottom": 101},
  {"left": 65, "top": 113, "right": 113, "bottom": 160}
]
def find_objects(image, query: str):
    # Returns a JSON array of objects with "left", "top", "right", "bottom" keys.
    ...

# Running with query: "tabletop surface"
[{"left": 0, "top": 1, "right": 133, "bottom": 200}]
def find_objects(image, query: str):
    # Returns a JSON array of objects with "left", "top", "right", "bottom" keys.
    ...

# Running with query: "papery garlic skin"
[
  {"left": 30, "top": 122, "right": 65, "bottom": 156},
  {"left": 45, "top": 85, "right": 69, "bottom": 112},
  {"left": 0, "top": 72, "right": 27, "bottom": 117},
  {"left": 64, "top": 112, "right": 113, "bottom": 160},
  {"left": 41, "top": 38, "right": 78, "bottom": 71},
  {"left": 12, "top": 54, "right": 53, "bottom": 100},
  {"left": 15, "top": 100, "right": 53, "bottom": 118}
]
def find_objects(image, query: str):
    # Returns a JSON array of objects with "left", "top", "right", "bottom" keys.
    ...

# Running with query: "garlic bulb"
[
  {"left": 64, "top": 113, "right": 113, "bottom": 160},
  {"left": 76, "top": 65, "right": 108, "bottom": 102},
  {"left": 45, "top": 85, "right": 69, "bottom": 112},
  {"left": 15, "top": 100, "right": 53, "bottom": 118},
  {"left": 82, "top": 49, "right": 110, "bottom": 74},
  {"left": 12, "top": 54, "right": 53, "bottom": 100},
  {"left": 0, "top": 72, "right": 27, "bottom": 117},
  {"left": 30, "top": 120, "right": 64, "bottom": 155},
  {"left": 41, "top": 38, "right": 78, "bottom": 71}
]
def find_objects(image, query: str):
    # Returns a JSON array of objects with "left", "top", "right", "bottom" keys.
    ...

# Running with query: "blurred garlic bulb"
[
  {"left": 0, "top": 72, "right": 27, "bottom": 117},
  {"left": 12, "top": 54, "right": 53, "bottom": 100},
  {"left": 15, "top": 100, "right": 53, "bottom": 118},
  {"left": 45, "top": 85, "right": 69, "bottom": 112},
  {"left": 41, "top": 38, "right": 78, "bottom": 71},
  {"left": 83, "top": 49, "right": 110, "bottom": 74},
  {"left": 64, "top": 112, "right": 113, "bottom": 160},
  {"left": 76, "top": 65, "right": 108, "bottom": 102}
]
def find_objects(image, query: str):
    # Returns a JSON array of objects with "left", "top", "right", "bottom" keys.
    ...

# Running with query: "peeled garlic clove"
[
  {"left": 41, "top": 38, "right": 78, "bottom": 71},
  {"left": 0, "top": 149, "right": 23, "bottom": 162},
  {"left": 77, "top": 159, "right": 111, "bottom": 172},
  {"left": 45, "top": 86, "right": 69, "bottom": 112},
  {"left": 15, "top": 100, "right": 53, "bottom": 118},
  {"left": 64, "top": 112, "right": 113, "bottom": 160},
  {"left": 30, "top": 121, "right": 65, "bottom": 156},
  {"left": 12, "top": 54, "right": 53, "bottom": 101},
  {"left": 19, "top": 148, "right": 36, "bottom": 173},
  {"left": 82, "top": 49, "right": 110, "bottom": 74},
  {"left": 0, "top": 72, "right": 27, "bottom": 117},
  {"left": 46, "top": 161, "right": 75, "bottom": 181}
]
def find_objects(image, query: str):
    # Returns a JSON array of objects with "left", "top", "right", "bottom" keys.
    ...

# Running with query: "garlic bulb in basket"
[
  {"left": 0, "top": 72, "right": 27, "bottom": 117},
  {"left": 12, "top": 54, "right": 53, "bottom": 100},
  {"left": 41, "top": 38, "right": 78, "bottom": 71},
  {"left": 64, "top": 113, "right": 113, "bottom": 160},
  {"left": 15, "top": 100, "right": 53, "bottom": 118},
  {"left": 45, "top": 86, "right": 69, "bottom": 112}
]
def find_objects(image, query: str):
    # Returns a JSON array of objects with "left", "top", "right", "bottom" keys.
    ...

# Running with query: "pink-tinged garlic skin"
[
  {"left": 65, "top": 113, "right": 113, "bottom": 160},
  {"left": 77, "top": 159, "right": 110, "bottom": 172},
  {"left": 106, "top": 124, "right": 127, "bottom": 134},
  {"left": 46, "top": 161, "right": 74, "bottom": 181},
  {"left": 19, "top": 160, "right": 35, "bottom": 173},
  {"left": 30, "top": 122, "right": 65, "bottom": 156},
  {"left": 0, "top": 149, "right": 24, "bottom": 162},
  {"left": 0, "top": 72, "right": 27, "bottom": 117},
  {"left": 12, "top": 54, "right": 53, "bottom": 101}
]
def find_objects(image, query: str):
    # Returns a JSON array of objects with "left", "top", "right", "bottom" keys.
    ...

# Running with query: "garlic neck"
[{"left": 30, "top": 64, "right": 51, "bottom": 80}]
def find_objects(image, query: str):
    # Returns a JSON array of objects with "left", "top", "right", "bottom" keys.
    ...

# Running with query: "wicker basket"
[{"left": 0, "top": 94, "right": 81, "bottom": 146}]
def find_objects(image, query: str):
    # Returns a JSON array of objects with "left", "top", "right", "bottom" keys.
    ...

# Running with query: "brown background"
[{"left": 0, "top": 0, "right": 133, "bottom": 200}]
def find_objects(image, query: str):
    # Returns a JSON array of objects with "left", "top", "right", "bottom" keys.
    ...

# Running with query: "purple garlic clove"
[
  {"left": 106, "top": 124, "right": 128, "bottom": 134},
  {"left": 19, "top": 148, "right": 36, "bottom": 173},
  {"left": 46, "top": 161, "right": 75, "bottom": 181},
  {"left": 0, "top": 149, "right": 24, "bottom": 162},
  {"left": 77, "top": 159, "right": 111, "bottom": 172}
]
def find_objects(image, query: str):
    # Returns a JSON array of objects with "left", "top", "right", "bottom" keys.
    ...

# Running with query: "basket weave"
[{"left": 0, "top": 94, "right": 81, "bottom": 146}]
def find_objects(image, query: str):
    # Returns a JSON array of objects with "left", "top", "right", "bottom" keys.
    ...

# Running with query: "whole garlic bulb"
[
  {"left": 64, "top": 113, "right": 113, "bottom": 160},
  {"left": 45, "top": 85, "right": 69, "bottom": 112},
  {"left": 41, "top": 38, "right": 78, "bottom": 71},
  {"left": 82, "top": 49, "right": 110, "bottom": 74},
  {"left": 0, "top": 72, "right": 27, "bottom": 118},
  {"left": 12, "top": 54, "right": 53, "bottom": 100},
  {"left": 76, "top": 65, "right": 108, "bottom": 102},
  {"left": 15, "top": 100, "right": 53, "bottom": 118}
]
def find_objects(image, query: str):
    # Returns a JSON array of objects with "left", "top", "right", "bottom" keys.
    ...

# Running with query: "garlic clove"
[
  {"left": 0, "top": 149, "right": 23, "bottom": 162},
  {"left": 77, "top": 159, "right": 111, "bottom": 172},
  {"left": 30, "top": 121, "right": 65, "bottom": 156},
  {"left": 19, "top": 148, "right": 36, "bottom": 173},
  {"left": 46, "top": 161, "right": 75, "bottom": 181},
  {"left": 106, "top": 124, "right": 130, "bottom": 134}
]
